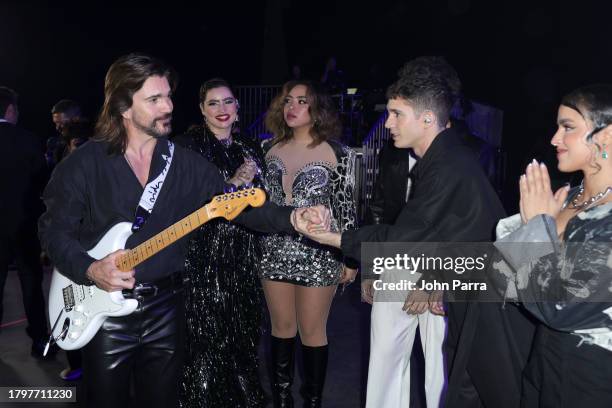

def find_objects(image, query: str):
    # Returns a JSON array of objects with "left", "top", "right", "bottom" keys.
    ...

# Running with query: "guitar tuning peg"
[{"left": 224, "top": 185, "right": 237, "bottom": 194}]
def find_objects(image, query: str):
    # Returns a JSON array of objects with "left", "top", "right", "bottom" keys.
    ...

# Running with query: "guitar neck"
[{"left": 115, "top": 206, "right": 211, "bottom": 272}]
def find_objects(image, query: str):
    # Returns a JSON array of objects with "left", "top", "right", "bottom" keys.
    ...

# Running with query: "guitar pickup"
[
  {"left": 74, "top": 285, "right": 86, "bottom": 302},
  {"left": 62, "top": 286, "right": 75, "bottom": 311}
]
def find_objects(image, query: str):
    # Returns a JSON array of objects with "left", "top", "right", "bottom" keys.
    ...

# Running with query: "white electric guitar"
[{"left": 47, "top": 188, "right": 266, "bottom": 351}]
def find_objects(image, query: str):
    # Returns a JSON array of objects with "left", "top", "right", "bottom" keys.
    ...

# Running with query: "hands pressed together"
[
  {"left": 519, "top": 159, "right": 569, "bottom": 223},
  {"left": 360, "top": 279, "right": 444, "bottom": 315},
  {"left": 228, "top": 158, "right": 260, "bottom": 187},
  {"left": 403, "top": 289, "right": 445, "bottom": 316}
]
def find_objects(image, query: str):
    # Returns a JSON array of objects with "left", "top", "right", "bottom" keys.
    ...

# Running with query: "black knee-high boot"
[
  {"left": 300, "top": 344, "right": 328, "bottom": 408},
  {"left": 271, "top": 336, "right": 296, "bottom": 408}
]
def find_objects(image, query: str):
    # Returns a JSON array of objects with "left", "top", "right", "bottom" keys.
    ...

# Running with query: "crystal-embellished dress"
[
  {"left": 175, "top": 126, "right": 266, "bottom": 408},
  {"left": 260, "top": 140, "right": 357, "bottom": 286}
]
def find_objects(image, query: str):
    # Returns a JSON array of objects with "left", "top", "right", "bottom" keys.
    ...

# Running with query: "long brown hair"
[
  {"left": 265, "top": 80, "right": 341, "bottom": 147},
  {"left": 93, "top": 53, "right": 177, "bottom": 154}
]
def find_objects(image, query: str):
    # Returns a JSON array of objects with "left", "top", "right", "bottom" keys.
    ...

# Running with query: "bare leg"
[
  {"left": 262, "top": 280, "right": 298, "bottom": 338},
  {"left": 295, "top": 285, "right": 336, "bottom": 346}
]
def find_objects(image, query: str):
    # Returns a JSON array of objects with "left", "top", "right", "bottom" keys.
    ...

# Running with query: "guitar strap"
[{"left": 132, "top": 140, "right": 175, "bottom": 232}]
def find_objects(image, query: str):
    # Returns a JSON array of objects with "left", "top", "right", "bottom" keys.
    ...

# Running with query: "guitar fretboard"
[
  {"left": 112, "top": 188, "right": 263, "bottom": 272},
  {"left": 115, "top": 206, "right": 210, "bottom": 272}
]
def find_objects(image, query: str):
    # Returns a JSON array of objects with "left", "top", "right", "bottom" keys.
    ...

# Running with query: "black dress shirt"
[{"left": 38, "top": 138, "right": 293, "bottom": 285}]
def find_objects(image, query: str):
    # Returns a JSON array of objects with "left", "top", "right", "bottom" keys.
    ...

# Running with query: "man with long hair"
[{"left": 39, "top": 53, "right": 317, "bottom": 408}]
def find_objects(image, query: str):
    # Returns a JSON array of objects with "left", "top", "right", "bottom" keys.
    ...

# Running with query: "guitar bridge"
[{"left": 62, "top": 285, "right": 75, "bottom": 311}]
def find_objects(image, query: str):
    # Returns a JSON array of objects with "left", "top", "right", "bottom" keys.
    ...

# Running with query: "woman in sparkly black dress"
[
  {"left": 260, "top": 80, "right": 358, "bottom": 407},
  {"left": 176, "top": 78, "right": 265, "bottom": 408}
]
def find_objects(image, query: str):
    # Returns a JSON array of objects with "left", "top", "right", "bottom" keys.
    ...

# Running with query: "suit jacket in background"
[
  {"left": 0, "top": 122, "right": 46, "bottom": 236},
  {"left": 364, "top": 140, "right": 416, "bottom": 225}
]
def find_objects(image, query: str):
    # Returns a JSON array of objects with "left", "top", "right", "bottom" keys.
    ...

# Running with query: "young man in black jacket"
[{"left": 295, "top": 56, "right": 536, "bottom": 408}]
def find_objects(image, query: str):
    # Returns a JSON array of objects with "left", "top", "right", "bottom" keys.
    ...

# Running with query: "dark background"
[{"left": 1, "top": 0, "right": 609, "bottom": 210}]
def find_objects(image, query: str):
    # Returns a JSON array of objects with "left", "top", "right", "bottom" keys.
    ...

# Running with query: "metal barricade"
[
  {"left": 235, "top": 85, "right": 281, "bottom": 139},
  {"left": 359, "top": 112, "right": 390, "bottom": 221}
]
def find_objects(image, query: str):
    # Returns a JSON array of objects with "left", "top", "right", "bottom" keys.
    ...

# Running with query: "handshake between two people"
[
  {"left": 290, "top": 206, "right": 444, "bottom": 315},
  {"left": 290, "top": 205, "right": 341, "bottom": 249},
  {"left": 87, "top": 205, "right": 344, "bottom": 293},
  {"left": 290, "top": 205, "right": 357, "bottom": 285}
]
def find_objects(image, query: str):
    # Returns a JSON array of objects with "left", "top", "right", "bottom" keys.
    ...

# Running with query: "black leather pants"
[{"left": 82, "top": 287, "right": 185, "bottom": 408}]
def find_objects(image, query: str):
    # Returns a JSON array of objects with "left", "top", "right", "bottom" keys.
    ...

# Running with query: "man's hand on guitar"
[{"left": 86, "top": 249, "right": 135, "bottom": 292}]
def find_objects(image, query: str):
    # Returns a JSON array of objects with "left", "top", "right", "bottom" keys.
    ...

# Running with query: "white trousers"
[{"left": 365, "top": 300, "right": 447, "bottom": 408}]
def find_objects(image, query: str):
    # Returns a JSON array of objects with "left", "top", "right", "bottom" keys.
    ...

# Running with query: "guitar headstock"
[{"left": 206, "top": 187, "right": 267, "bottom": 220}]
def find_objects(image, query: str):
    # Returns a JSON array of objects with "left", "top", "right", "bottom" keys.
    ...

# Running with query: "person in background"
[
  {"left": 320, "top": 57, "right": 346, "bottom": 95},
  {"left": 0, "top": 86, "right": 49, "bottom": 360},
  {"left": 51, "top": 119, "right": 93, "bottom": 381},
  {"left": 47, "top": 99, "right": 83, "bottom": 168}
]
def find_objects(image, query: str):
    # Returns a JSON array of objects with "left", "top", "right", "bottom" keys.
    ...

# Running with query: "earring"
[
  {"left": 603, "top": 143, "right": 608, "bottom": 159},
  {"left": 424, "top": 118, "right": 431, "bottom": 124}
]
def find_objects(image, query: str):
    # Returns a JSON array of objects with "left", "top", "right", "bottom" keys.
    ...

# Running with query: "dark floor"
[{"left": 0, "top": 268, "right": 368, "bottom": 407}]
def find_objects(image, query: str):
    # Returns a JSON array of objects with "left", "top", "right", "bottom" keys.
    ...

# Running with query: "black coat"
[
  {"left": 342, "top": 127, "right": 504, "bottom": 251},
  {"left": 341, "top": 128, "right": 535, "bottom": 408},
  {"left": 0, "top": 122, "right": 46, "bottom": 236}
]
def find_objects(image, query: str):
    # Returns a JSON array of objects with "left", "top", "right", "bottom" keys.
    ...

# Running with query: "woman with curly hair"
[
  {"left": 176, "top": 78, "right": 266, "bottom": 408},
  {"left": 259, "top": 80, "right": 358, "bottom": 408}
]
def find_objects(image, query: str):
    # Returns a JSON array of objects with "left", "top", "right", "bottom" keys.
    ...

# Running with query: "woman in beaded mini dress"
[{"left": 259, "top": 80, "right": 358, "bottom": 408}]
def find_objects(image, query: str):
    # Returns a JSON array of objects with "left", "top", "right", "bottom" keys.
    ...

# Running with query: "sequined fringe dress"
[{"left": 176, "top": 127, "right": 266, "bottom": 408}]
